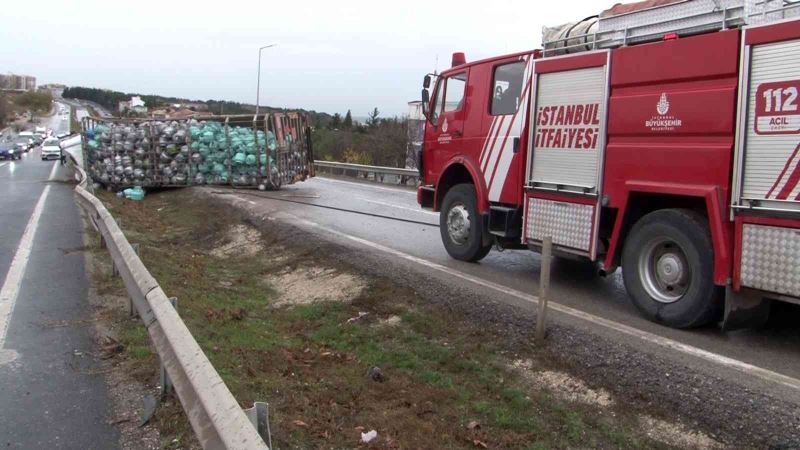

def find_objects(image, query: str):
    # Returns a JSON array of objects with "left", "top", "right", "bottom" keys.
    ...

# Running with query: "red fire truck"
[{"left": 416, "top": 0, "right": 800, "bottom": 329}]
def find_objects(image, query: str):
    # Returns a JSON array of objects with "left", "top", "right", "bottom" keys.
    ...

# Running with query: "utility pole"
[{"left": 256, "top": 44, "right": 276, "bottom": 116}]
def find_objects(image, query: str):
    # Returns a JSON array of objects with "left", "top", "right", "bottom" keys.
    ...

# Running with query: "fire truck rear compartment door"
[
  {"left": 529, "top": 65, "right": 607, "bottom": 193},
  {"left": 739, "top": 37, "right": 800, "bottom": 209}
]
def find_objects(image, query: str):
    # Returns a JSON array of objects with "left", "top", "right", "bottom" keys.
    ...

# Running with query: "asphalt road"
[
  {"left": 211, "top": 175, "right": 800, "bottom": 394},
  {"left": 0, "top": 112, "right": 118, "bottom": 448}
]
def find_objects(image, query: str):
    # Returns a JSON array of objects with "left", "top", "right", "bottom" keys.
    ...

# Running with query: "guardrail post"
[
  {"left": 111, "top": 221, "right": 123, "bottom": 278},
  {"left": 128, "top": 243, "right": 141, "bottom": 317},
  {"left": 160, "top": 296, "right": 178, "bottom": 399},
  {"left": 535, "top": 236, "right": 552, "bottom": 344},
  {"left": 243, "top": 402, "right": 273, "bottom": 449}
]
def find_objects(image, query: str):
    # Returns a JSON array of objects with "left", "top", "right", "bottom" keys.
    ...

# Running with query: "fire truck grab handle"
[
  {"left": 452, "top": 130, "right": 462, "bottom": 137},
  {"left": 513, "top": 137, "right": 520, "bottom": 153}
]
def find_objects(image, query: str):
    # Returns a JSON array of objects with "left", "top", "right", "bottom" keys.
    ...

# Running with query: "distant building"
[
  {"left": 40, "top": 83, "right": 66, "bottom": 96},
  {"left": 0, "top": 73, "right": 36, "bottom": 91},
  {"left": 119, "top": 96, "right": 148, "bottom": 114},
  {"left": 170, "top": 102, "right": 209, "bottom": 111},
  {"left": 150, "top": 107, "right": 211, "bottom": 120}
]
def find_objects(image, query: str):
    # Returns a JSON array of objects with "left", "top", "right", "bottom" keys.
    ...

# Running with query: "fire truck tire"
[
  {"left": 440, "top": 183, "right": 492, "bottom": 262},
  {"left": 621, "top": 209, "right": 721, "bottom": 328}
]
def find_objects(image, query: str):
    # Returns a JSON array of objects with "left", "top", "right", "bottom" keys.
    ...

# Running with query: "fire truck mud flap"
[{"left": 721, "top": 286, "right": 771, "bottom": 331}]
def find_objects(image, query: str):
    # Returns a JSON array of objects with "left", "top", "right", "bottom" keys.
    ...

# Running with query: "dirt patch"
[
  {"left": 511, "top": 359, "right": 614, "bottom": 408},
  {"left": 640, "top": 416, "right": 723, "bottom": 450},
  {"left": 376, "top": 315, "right": 402, "bottom": 327},
  {"left": 268, "top": 266, "right": 366, "bottom": 307},
  {"left": 210, "top": 224, "right": 263, "bottom": 258}
]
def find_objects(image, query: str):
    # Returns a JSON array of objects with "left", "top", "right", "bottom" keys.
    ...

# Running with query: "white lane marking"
[
  {"left": 241, "top": 197, "right": 800, "bottom": 393},
  {"left": 357, "top": 197, "right": 439, "bottom": 216},
  {"left": 0, "top": 185, "right": 51, "bottom": 348},
  {"left": 48, "top": 161, "right": 59, "bottom": 181},
  {"left": 313, "top": 176, "right": 416, "bottom": 195},
  {"left": 0, "top": 162, "right": 7, "bottom": 169}
]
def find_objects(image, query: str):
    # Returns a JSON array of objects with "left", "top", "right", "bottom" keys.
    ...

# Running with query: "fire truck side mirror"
[
  {"left": 423, "top": 75, "right": 431, "bottom": 89},
  {"left": 421, "top": 88, "right": 430, "bottom": 119}
]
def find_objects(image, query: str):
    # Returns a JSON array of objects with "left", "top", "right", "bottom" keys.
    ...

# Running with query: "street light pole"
[{"left": 256, "top": 44, "right": 276, "bottom": 116}]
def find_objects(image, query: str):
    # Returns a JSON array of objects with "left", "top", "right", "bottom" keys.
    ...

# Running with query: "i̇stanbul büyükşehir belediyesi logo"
[{"left": 647, "top": 92, "right": 683, "bottom": 131}]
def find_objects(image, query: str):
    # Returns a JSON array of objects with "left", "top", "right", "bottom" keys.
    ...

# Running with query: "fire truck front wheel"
[
  {"left": 622, "top": 209, "right": 721, "bottom": 328},
  {"left": 440, "top": 184, "right": 492, "bottom": 262}
]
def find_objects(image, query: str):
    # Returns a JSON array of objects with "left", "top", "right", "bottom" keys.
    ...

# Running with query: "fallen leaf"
[
  {"left": 473, "top": 439, "right": 488, "bottom": 448},
  {"left": 467, "top": 420, "right": 480, "bottom": 430},
  {"left": 292, "top": 420, "right": 308, "bottom": 427},
  {"left": 229, "top": 308, "right": 247, "bottom": 321}
]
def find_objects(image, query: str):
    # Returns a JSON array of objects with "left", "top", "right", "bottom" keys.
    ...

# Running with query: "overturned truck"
[{"left": 81, "top": 112, "right": 314, "bottom": 190}]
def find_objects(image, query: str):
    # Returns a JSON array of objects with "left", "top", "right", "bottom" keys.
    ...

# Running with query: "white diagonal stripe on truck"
[
  {"left": 482, "top": 117, "right": 511, "bottom": 183},
  {"left": 479, "top": 117, "right": 498, "bottom": 166}
]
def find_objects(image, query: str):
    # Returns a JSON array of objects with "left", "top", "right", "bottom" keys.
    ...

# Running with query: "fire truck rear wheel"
[
  {"left": 440, "top": 183, "right": 492, "bottom": 262},
  {"left": 621, "top": 209, "right": 721, "bottom": 328}
]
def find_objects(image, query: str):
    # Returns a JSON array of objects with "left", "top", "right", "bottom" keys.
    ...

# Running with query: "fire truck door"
[
  {"left": 428, "top": 71, "right": 468, "bottom": 171},
  {"left": 482, "top": 57, "right": 535, "bottom": 204}
]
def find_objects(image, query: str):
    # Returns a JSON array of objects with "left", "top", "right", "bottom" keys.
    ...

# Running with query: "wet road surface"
[{"left": 0, "top": 112, "right": 118, "bottom": 448}]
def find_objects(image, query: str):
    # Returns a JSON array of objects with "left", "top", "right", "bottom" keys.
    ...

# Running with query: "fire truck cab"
[{"left": 417, "top": 0, "right": 800, "bottom": 329}]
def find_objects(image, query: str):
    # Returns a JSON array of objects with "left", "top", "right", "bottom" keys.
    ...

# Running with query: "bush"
[{"left": 312, "top": 115, "right": 409, "bottom": 168}]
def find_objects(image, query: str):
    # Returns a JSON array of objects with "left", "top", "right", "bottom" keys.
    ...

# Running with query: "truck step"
[{"left": 489, "top": 206, "right": 522, "bottom": 238}]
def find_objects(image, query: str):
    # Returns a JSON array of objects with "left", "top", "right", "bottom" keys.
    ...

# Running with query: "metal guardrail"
[
  {"left": 313, "top": 160, "right": 419, "bottom": 182},
  {"left": 67, "top": 154, "right": 270, "bottom": 449}
]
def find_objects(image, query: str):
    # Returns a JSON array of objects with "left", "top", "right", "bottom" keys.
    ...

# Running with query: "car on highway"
[
  {"left": 0, "top": 143, "right": 21, "bottom": 160},
  {"left": 14, "top": 136, "right": 34, "bottom": 152},
  {"left": 19, "top": 131, "right": 42, "bottom": 147},
  {"left": 40, "top": 138, "right": 61, "bottom": 161}
]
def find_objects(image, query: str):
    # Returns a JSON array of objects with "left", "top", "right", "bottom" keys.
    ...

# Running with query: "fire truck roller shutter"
[
  {"left": 740, "top": 38, "right": 800, "bottom": 205},
  {"left": 530, "top": 65, "right": 606, "bottom": 192},
  {"left": 622, "top": 209, "right": 722, "bottom": 328}
]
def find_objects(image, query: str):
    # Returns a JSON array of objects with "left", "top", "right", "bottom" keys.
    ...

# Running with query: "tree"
[
  {"left": 367, "top": 107, "right": 380, "bottom": 128},
  {"left": 330, "top": 113, "right": 342, "bottom": 130},
  {"left": 0, "top": 95, "right": 7, "bottom": 127},
  {"left": 343, "top": 110, "right": 353, "bottom": 129},
  {"left": 15, "top": 91, "right": 52, "bottom": 114},
  {"left": 0, "top": 94, "right": 8, "bottom": 128}
]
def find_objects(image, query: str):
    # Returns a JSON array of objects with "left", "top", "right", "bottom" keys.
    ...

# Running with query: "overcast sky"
[{"left": 1, "top": 0, "right": 604, "bottom": 117}]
